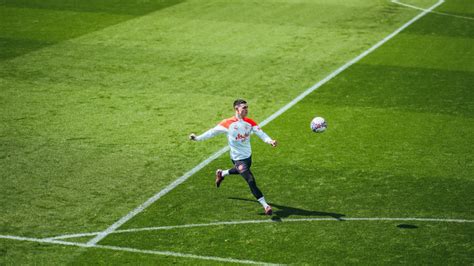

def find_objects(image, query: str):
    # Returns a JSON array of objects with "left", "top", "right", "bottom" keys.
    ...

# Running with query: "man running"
[{"left": 189, "top": 99, "right": 277, "bottom": 215}]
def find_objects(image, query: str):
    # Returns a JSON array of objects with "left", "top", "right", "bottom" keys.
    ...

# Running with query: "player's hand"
[
  {"left": 189, "top": 133, "right": 197, "bottom": 141},
  {"left": 269, "top": 139, "right": 277, "bottom": 147}
]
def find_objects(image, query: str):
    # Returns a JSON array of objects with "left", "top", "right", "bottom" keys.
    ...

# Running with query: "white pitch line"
[
  {"left": 86, "top": 0, "right": 445, "bottom": 246},
  {"left": 110, "top": 216, "right": 474, "bottom": 234},
  {"left": 86, "top": 146, "right": 229, "bottom": 246},
  {"left": 44, "top": 232, "right": 100, "bottom": 241},
  {"left": 0, "top": 234, "right": 276, "bottom": 265},
  {"left": 48, "top": 216, "right": 474, "bottom": 241},
  {"left": 392, "top": 0, "right": 474, "bottom": 21}
]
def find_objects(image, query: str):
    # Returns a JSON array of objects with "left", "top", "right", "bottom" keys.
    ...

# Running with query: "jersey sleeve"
[
  {"left": 247, "top": 118, "right": 272, "bottom": 144},
  {"left": 195, "top": 124, "right": 227, "bottom": 141}
]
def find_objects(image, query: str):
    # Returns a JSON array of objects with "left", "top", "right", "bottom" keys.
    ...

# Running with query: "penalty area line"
[
  {"left": 392, "top": 0, "right": 474, "bottom": 21},
  {"left": 0, "top": 234, "right": 277, "bottom": 265},
  {"left": 87, "top": 0, "right": 445, "bottom": 246}
]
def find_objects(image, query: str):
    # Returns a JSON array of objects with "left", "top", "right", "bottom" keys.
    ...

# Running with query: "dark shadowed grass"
[
  {"left": 1, "top": 0, "right": 186, "bottom": 15},
  {"left": 315, "top": 65, "right": 474, "bottom": 116},
  {"left": 0, "top": 0, "right": 184, "bottom": 60}
]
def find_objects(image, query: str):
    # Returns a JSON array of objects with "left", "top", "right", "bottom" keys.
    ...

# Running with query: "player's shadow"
[{"left": 228, "top": 197, "right": 345, "bottom": 220}]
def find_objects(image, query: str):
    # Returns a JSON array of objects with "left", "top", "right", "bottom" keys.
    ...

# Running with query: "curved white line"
[
  {"left": 86, "top": 0, "right": 446, "bottom": 246},
  {"left": 392, "top": 0, "right": 474, "bottom": 21},
  {"left": 47, "top": 216, "right": 474, "bottom": 240}
]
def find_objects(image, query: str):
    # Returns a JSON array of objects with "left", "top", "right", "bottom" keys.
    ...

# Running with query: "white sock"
[
  {"left": 257, "top": 197, "right": 269, "bottom": 209},
  {"left": 222, "top": 170, "right": 230, "bottom": 177}
]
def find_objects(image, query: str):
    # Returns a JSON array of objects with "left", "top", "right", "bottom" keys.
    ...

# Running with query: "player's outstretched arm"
[
  {"left": 252, "top": 124, "right": 277, "bottom": 147},
  {"left": 189, "top": 125, "right": 227, "bottom": 142}
]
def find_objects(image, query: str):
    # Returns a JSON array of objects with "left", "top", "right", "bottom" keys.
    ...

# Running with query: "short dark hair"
[{"left": 233, "top": 99, "right": 247, "bottom": 108}]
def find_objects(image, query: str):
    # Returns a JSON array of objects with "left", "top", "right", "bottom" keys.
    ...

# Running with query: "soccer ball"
[{"left": 310, "top": 117, "right": 327, "bottom": 133}]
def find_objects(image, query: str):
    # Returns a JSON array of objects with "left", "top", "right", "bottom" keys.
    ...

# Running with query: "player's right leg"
[
  {"left": 215, "top": 169, "right": 224, "bottom": 187},
  {"left": 215, "top": 162, "right": 239, "bottom": 188}
]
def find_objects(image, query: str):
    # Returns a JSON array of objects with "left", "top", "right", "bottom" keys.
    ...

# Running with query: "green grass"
[
  {"left": 0, "top": 0, "right": 184, "bottom": 60},
  {"left": 1, "top": 0, "right": 473, "bottom": 264}
]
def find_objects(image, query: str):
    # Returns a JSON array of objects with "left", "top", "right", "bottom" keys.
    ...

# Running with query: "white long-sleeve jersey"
[{"left": 195, "top": 116, "right": 272, "bottom": 161}]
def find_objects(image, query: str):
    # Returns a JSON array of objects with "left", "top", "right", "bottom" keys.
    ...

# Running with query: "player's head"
[{"left": 233, "top": 99, "right": 248, "bottom": 118}]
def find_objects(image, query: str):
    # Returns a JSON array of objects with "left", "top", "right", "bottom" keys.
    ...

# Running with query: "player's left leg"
[
  {"left": 234, "top": 157, "right": 272, "bottom": 215},
  {"left": 240, "top": 169, "right": 272, "bottom": 215},
  {"left": 240, "top": 169, "right": 263, "bottom": 198}
]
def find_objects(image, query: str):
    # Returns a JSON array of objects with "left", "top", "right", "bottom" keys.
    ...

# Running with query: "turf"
[
  {"left": 0, "top": 0, "right": 417, "bottom": 238},
  {"left": 0, "top": 0, "right": 185, "bottom": 60},
  {"left": 1, "top": 0, "right": 473, "bottom": 264}
]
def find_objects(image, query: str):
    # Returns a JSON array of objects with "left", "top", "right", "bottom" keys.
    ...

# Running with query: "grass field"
[{"left": 1, "top": 0, "right": 473, "bottom": 264}]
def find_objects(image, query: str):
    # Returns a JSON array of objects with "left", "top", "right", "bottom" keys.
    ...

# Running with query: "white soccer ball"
[{"left": 310, "top": 117, "right": 327, "bottom": 133}]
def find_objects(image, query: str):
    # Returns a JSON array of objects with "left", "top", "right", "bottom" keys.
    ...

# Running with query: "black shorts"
[{"left": 231, "top": 156, "right": 252, "bottom": 174}]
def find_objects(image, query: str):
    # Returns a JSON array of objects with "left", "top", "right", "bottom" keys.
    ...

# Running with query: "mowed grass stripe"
[
  {"left": 0, "top": 0, "right": 185, "bottom": 60},
  {"left": 1, "top": 0, "right": 418, "bottom": 239},
  {"left": 1, "top": 0, "right": 186, "bottom": 15}
]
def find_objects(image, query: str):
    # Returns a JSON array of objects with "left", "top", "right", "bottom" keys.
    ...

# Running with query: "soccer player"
[{"left": 189, "top": 99, "right": 277, "bottom": 215}]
